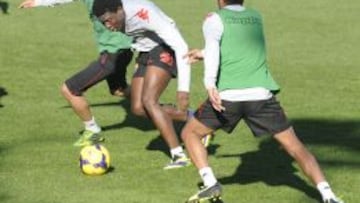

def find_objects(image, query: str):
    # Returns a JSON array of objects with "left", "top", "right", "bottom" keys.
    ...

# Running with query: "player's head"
[
  {"left": 92, "top": 0, "right": 125, "bottom": 32},
  {"left": 217, "top": 0, "right": 244, "bottom": 8}
]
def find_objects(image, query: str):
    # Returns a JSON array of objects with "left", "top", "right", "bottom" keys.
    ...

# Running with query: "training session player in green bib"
[
  {"left": 182, "top": 0, "right": 344, "bottom": 203},
  {"left": 19, "top": 0, "right": 133, "bottom": 146}
]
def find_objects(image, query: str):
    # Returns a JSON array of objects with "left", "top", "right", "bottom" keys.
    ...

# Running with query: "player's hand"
[
  {"left": 207, "top": 87, "right": 225, "bottom": 112},
  {"left": 18, "top": 0, "right": 36, "bottom": 8},
  {"left": 176, "top": 91, "right": 189, "bottom": 112},
  {"left": 184, "top": 49, "right": 203, "bottom": 64}
]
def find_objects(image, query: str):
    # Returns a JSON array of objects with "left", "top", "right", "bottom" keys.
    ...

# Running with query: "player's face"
[{"left": 99, "top": 8, "right": 126, "bottom": 32}]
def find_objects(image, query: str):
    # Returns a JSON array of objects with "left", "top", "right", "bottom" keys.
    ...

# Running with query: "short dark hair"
[
  {"left": 225, "top": 0, "right": 244, "bottom": 5},
  {"left": 92, "top": 0, "right": 123, "bottom": 17}
]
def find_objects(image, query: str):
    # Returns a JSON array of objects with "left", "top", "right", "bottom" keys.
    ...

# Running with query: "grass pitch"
[{"left": 0, "top": 0, "right": 359, "bottom": 203}]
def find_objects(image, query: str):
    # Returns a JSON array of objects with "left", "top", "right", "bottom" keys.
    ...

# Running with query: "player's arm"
[
  {"left": 202, "top": 12, "right": 225, "bottom": 112},
  {"left": 19, "top": 0, "right": 74, "bottom": 8},
  {"left": 147, "top": 10, "right": 191, "bottom": 112}
]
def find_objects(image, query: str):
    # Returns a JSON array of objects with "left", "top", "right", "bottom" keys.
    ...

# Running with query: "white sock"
[
  {"left": 84, "top": 117, "right": 101, "bottom": 133},
  {"left": 170, "top": 146, "right": 185, "bottom": 158},
  {"left": 199, "top": 167, "right": 217, "bottom": 187},
  {"left": 317, "top": 181, "right": 336, "bottom": 200}
]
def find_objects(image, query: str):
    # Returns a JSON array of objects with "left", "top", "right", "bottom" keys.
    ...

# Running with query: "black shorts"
[
  {"left": 195, "top": 97, "right": 291, "bottom": 137},
  {"left": 133, "top": 44, "right": 177, "bottom": 78},
  {"left": 65, "top": 49, "right": 133, "bottom": 96}
]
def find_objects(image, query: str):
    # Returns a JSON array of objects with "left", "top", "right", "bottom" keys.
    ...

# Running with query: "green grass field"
[{"left": 0, "top": 0, "right": 359, "bottom": 202}]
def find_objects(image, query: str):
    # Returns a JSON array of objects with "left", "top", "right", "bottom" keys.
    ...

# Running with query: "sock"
[
  {"left": 199, "top": 167, "right": 217, "bottom": 187},
  {"left": 84, "top": 117, "right": 101, "bottom": 133},
  {"left": 317, "top": 181, "right": 336, "bottom": 200},
  {"left": 170, "top": 146, "right": 185, "bottom": 158}
]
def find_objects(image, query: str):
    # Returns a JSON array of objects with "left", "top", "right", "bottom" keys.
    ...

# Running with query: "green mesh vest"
[{"left": 216, "top": 8, "right": 279, "bottom": 92}]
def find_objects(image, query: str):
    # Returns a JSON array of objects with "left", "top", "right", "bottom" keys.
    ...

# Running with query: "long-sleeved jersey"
[
  {"left": 121, "top": 0, "right": 190, "bottom": 92},
  {"left": 202, "top": 4, "right": 275, "bottom": 101},
  {"left": 34, "top": 0, "right": 191, "bottom": 92}
]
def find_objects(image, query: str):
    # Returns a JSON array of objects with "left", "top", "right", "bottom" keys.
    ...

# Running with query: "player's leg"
[
  {"left": 160, "top": 103, "right": 189, "bottom": 121},
  {"left": 142, "top": 65, "right": 174, "bottom": 145},
  {"left": 129, "top": 58, "right": 190, "bottom": 119},
  {"left": 274, "top": 128, "right": 344, "bottom": 203},
  {"left": 131, "top": 81, "right": 190, "bottom": 121},
  {"left": 141, "top": 65, "right": 191, "bottom": 169},
  {"left": 130, "top": 46, "right": 186, "bottom": 168},
  {"left": 182, "top": 99, "right": 238, "bottom": 202},
  {"left": 182, "top": 119, "right": 222, "bottom": 203},
  {"left": 130, "top": 74, "right": 146, "bottom": 117},
  {"left": 246, "top": 97, "right": 343, "bottom": 203},
  {"left": 161, "top": 103, "right": 215, "bottom": 147},
  {"left": 130, "top": 49, "right": 194, "bottom": 120},
  {"left": 61, "top": 52, "right": 118, "bottom": 146},
  {"left": 275, "top": 127, "right": 325, "bottom": 184},
  {"left": 130, "top": 54, "right": 147, "bottom": 117},
  {"left": 106, "top": 49, "right": 133, "bottom": 97},
  {"left": 181, "top": 117, "right": 215, "bottom": 170},
  {"left": 61, "top": 84, "right": 94, "bottom": 124}
]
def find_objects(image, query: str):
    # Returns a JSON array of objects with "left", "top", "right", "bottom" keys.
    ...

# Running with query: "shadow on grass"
[
  {"left": 146, "top": 135, "right": 169, "bottom": 157},
  {"left": 292, "top": 118, "right": 360, "bottom": 152},
  {"left": 66, "top": 99, "right": 222, "bottom": 157},
  {"left": 146, "top": 134, "right": 221, "bottom": 158},
  {"left": 146, "top": 121, "right": 221, "bottom": 158},
  {"left": 0, "top": 144, "right": 10, "bottom": 202},
  {"left": 0, "top": 194, "right": 10, "bottom": 203},
  {"left": 0, "top": 1, "right": 8, "bottom": 14},
  {"left": 146, "top": 121, "right": 186, "bottom": 157},
  {"left": 216, "top": 118, "right": 360, "bottom": 202},
  {"left": 217, "top": 138, "right": 321, "bottom": 202},
  {"left": 0, "top": 87, "right": 8, "bottom": 108},
  {"left": 106, "top": 166, "right": 115, "bottom": 174},
  {"left": 100, "top": 99, "right": 155, "bottom": 132},
  {"left": 62, "top": 99, "right": 156, "bottom": 132}
]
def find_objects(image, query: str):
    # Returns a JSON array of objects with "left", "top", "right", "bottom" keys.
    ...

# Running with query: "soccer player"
[
  {"left": 19, "top": 0, "right": 134, "bottom": 147},
  {"left": 91, "top": 0, "right": 194, "bottom": 169},
  {"left": 181, "top": 0, "right": 344, "bottom": 202}
]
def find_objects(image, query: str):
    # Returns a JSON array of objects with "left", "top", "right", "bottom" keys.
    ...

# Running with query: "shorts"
[
  {"left": 133, "top": 44, "right": 177, "bottom": 78},
  {"left": 195, "top": 96, "right": 291, "bottom": 136},
  {"left": 65, "top": 49, "right": 133, "bottom": 96}
]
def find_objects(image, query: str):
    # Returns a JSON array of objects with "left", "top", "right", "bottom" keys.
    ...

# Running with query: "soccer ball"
[{"left": 79, "top": 144, "right": 110, "bottom": 175}]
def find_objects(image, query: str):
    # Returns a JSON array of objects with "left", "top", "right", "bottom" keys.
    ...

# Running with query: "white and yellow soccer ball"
[{"left": 79, "top": 144, "right": 110, "bottom": 175}]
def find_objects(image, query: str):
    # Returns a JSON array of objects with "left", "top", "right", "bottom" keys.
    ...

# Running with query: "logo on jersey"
[
  {"left": 160, "top": 52, "right": 174, "bottom": 66},
  {"left": 136, "top": 8, "right": 149, "bottom": 22}
]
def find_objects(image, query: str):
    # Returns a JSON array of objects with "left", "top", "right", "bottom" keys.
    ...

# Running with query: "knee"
[
  {"left": 60, "top": 83, "right": 80, "bottom": 101},
  {"left": 131, "top": 103, "right": 146, "bottom": 117},
  {"left": 180, "top": 128, "right": 189, "bottom": 141},
  {"left": 60, "top": 83, "right": 70, "bottom": 98},
  {"left": 181, "top": 124, "right": 196, "bottom": 142},
  {"left": 141, "top": 95, "right": 157, "bottom": 111}
]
